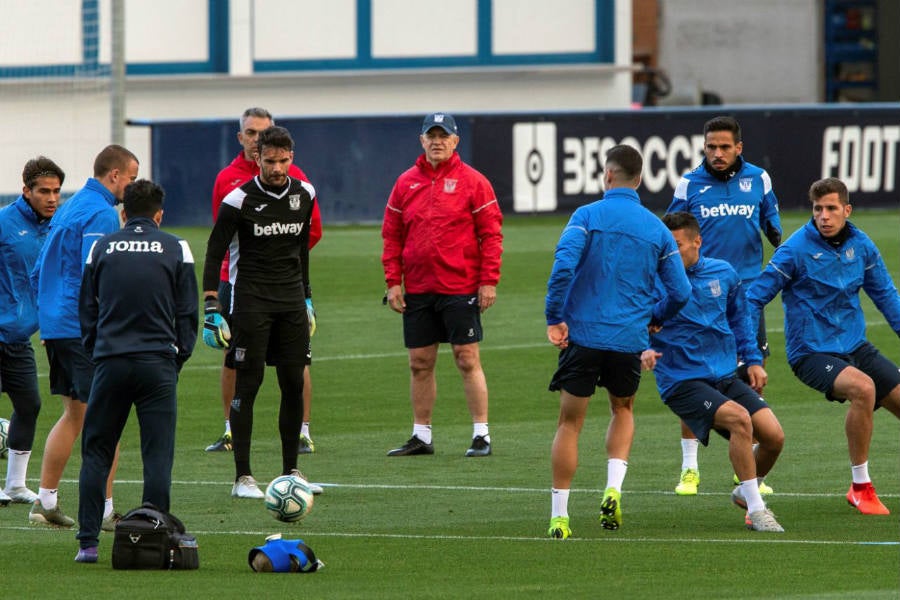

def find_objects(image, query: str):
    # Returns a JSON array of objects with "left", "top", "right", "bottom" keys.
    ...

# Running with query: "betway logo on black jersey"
[{"left": 253, "top": 222, "right": 304, "bottom": 236}]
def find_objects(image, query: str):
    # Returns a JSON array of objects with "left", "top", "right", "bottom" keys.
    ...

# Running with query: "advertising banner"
[
  {"left": 474, "top": 105, "right": 900, "bottom": 214},
  {"left": 146, "top": 105, "right": 899, "bottom": 226}
]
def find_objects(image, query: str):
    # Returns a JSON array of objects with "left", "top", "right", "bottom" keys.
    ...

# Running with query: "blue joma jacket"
[
  {"left": 31, "top": 178, "right": 121, "bottom": 340},
  {"left": 545, "top": 187, "right": 691, "bottom": 353},
  {"left": 0, "top": 197, "right": 51, "bottom": 343},
  {"left": 649, "top": 256, "right": 762, "bottom": 399},
  {"left": 747, "top": 219, "right": 900, "bottom": 365},
  {"left": 80, "top": 217, "right": 199, "bottom": 368},
  {"left": 669, "top": 158, "right": 781, "bottom": 282}
]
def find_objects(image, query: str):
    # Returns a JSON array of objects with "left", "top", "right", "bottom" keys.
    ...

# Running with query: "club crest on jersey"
[
  {"left": 444, "top": 179, "right": 458, "bottom": 193},
  {"left": 845, "top": 247, "right": 854, "bottom": 260},
  {"left": 289, "top": 195, "right": 302, "bottom": 210},
  {"left": 739, "top": 177, "right": 753, "bottom": 192},
  {"left": 708, "top": 279, "right": 722, "bottom": 297}
]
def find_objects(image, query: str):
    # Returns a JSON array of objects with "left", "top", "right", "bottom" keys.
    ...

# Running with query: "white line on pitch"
[
  {"left": 53, "top": 478, "right": 897, "bottom": 499},
  {"left": 175, "top": 319, "right": 890, "bottom": 369}
]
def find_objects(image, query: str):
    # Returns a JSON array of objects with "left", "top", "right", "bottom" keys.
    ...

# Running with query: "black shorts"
[
  {"left": 45, "top": 338, "right": 95, "bottom": 402},
  {"left": 402, "top": 293, "right": 482, "bottom": 348},
  {"left": 664, "top": 377, "right": 769, "bottom": 445},
  {"left": 792, "top": 342, "right": 900, "bottom": 407},
  {"left": 548, "top": 342, "right": 641, "bottom": 398},
  {"left": 227, "top": 310, "right": 310, "bottom": 369},
  {"left": 0, "top": 342, "right": 39, "bottom": 397}
]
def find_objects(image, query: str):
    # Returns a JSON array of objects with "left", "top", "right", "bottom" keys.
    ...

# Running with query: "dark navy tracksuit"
[{"left": 76, "top": 217, "right": 198, "bottom": 550}]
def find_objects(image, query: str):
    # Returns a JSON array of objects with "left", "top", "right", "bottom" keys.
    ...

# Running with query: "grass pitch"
[{"left": 1, "top": 209, "right": 898, "bottom": 598}]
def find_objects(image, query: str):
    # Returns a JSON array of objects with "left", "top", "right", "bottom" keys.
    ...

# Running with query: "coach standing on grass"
[
  {"left": 203, "top": 126, "right": 319, "bottom": 500},
  {"left": 747, "top": 177, "right": 900, "bottom": 516},
  {"left": 381, "top": 112, "right": 503, "bottom": 458},
  {"left": 75, "top": 179, "right": 198, "bottom": 563}
]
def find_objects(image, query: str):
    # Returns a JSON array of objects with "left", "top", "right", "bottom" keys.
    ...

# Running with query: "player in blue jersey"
[
  {"left": 642, "top": 212, "right": 785, "bottom": 532},
  {"left": 747, "top": 177, "right": 900, "bottom": 516},
  {"left": 29, "top": 145, "right": 139, "bottom": 529},
  {"left": 0, "top": 157, "right": 64, "bottom": 506},
  {"left": 544, "top": 145, "right": 691, "bottom": 539},
  {"left": 667, "top": 116, "right": 782, "bottom": 496}
]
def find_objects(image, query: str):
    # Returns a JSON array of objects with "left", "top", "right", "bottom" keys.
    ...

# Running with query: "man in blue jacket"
[
  {"left": 544, "top": 145, "right": 690, "bottom": 539},
  {"left": 642, "top": 212, "right": 785, "bottom": 532},
  {"left": 0, "top": 157, "right": 64, "bottom": 506},
  {"left": 748, "top": 177, "right": 900, "bottom": 516},
  {"left": 75, "top": 179, "right": 198, "bottom": 564},
  {"left": 29, "top": 145, "right": 139, "bottom": 528},
  {"left": 667, "top": 116, "right": 782, "bottom": 496}
]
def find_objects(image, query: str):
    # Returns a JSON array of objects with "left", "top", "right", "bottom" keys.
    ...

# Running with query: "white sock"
[
  {"left": 224, "top": 420, "right": 231, "bottom": 436},
  {"left": 473, "top": 422, "right": 490, "bottom": 442},
  {"left": 103, "top": 497, "right": 114, "bottom": 519},
  {"left": 606, "top": 458, "right": 628, "bottom": 492},
  {"left": 740, "top": 480, "right": 766, "bottom": 514},
  {"left": 851, "top": 461, "right": 871, "bottom": 485},
  {"left": 413, "top": 424, "right": 432, "bottom": 445},
  {"left": 551, "top": 488, "right": 569, "bottom": 518},
  {"left": 38, "top": 488, "right": 59, "bottom": 510},
  {"left": 681, "top": 438, "right": 700, "bottom": 471},
  {"left": 300, "top": 422, "right": 311, "bottom": 438},
  {"left": 6, "top": 449, "right": 31, "bottom": 488}
]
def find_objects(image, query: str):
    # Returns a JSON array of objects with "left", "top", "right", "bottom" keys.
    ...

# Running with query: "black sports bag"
[{"left": 111, "top": 502, "right": 199, "bottom": 570}]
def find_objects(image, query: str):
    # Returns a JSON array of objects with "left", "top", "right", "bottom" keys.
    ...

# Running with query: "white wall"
[
  {"left": 656, "top": 0, "right": 821, "bottom": 105},
  {"left": 0, "top": 0, "right": 633, "bottom": 196}
]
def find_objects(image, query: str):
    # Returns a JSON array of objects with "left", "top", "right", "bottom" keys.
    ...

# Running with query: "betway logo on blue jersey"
[
  {"left": 699, "top": 204, "right": 755, "bottom": 219},
  {"left": 253, "top": 222, "right": 304, "bottom": 236}
]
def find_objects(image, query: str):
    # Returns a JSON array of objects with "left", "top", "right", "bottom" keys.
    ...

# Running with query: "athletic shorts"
[
  {"left": 402, "top": 293, "right": 482, "bottom": 348},
  {"left": 227, "top": 309, "right": 310, "bottom": 369},
  {"left": 548, "top": 342, "right": 641, "bottom": 398},
  {"left": 664, "top": 377, "right": 769, "bottom": 445},
  {"left": 0, "top": 342, "right": 39, "bottom": 396},
  {"left": 791, "top": 341, "right": 900, "bottom": 407},
  {"left": 45, "top": 338, "right": 95, "bottom": 402}
]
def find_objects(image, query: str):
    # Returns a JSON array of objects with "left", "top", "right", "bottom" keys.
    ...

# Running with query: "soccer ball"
[
  {"left": 0, "top": 418, "right": 9, "bottom": 458},
  {"left": 265, "top": 475, "right": 314, "bottom": 523}
]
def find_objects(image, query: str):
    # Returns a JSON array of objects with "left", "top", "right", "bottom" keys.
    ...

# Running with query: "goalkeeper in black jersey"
[{"left": 202, "top": 126, "right": 318, "bottom": 498}]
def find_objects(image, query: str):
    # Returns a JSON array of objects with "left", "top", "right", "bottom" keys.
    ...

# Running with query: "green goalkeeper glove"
[
  {"left": 203, "top": 297, "right": 231, "bottom": 349},
  {"left": 306, "top": 298, "right": 316, "bottom": 337}
]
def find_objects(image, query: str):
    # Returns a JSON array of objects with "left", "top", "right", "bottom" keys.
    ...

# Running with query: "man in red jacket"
[
  {"left": 206, "top": 107, "right": 323, "bottom": 465},
  {"left": 382, "top": 112, "right": 503, "bottom": 457}
]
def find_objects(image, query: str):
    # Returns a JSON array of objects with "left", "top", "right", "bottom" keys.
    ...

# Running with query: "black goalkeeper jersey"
[{"left": 203, "top": 175, "right": 314, "bottom": 313}]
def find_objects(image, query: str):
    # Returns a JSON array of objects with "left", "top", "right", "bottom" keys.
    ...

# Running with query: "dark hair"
[
  {"left": 604, "top": 144, "right": 643, "bottom": 181},
  {"left": 662, "top": 211, "right": 701, "bottom": 236},
  {"left": 808, "top": 177, "right": 849, "bottom": 205},
  {"left": 257, "top": 125, "right": 294, "bottom": 155},
  {"left": 22, "top": 156, "right": 65, "bottom": 189},
  {"left": 241, "top": 107, "right": 273, "bottom": 130},
  {"left": 94, "top": 144, "right": 139, "bottom": 178},
  {"left": 122, "top": 179, "right": 164, "bottom": 218},
  {"left": 703, "top": 116, "right": 742, "bottom": 143}
]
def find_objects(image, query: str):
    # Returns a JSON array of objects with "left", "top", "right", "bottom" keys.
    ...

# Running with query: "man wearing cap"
[{"left": 382, "top": 112, "right": 503, "bottom": 457}]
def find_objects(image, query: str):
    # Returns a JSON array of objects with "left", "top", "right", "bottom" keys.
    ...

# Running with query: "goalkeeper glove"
[
  {"left": 306, "top": 298, "right": 316, "bottom": 337},
  {"left": 203, "top": 297, "right": 231, "bottom": 349}
]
